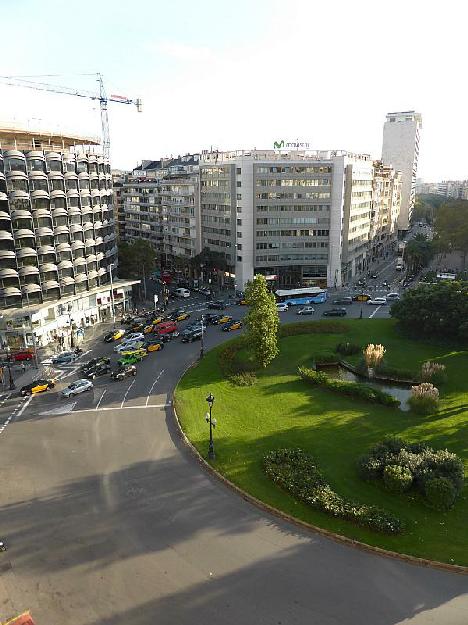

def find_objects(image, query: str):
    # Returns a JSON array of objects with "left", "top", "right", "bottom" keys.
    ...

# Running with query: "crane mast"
[{"left": 0, "top": 73, "right": 142, "bottom": 159}]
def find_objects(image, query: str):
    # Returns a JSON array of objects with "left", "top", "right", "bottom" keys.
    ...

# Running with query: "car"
[
  {"left": 119, "top": 345, "right": 148, "bottom": 357},
  {"left": 367, "top": 297, "right": 387, "bottom": 305},
  {"left": 111, "top": 364, "right": 137, "bottom": 380},
  {"left": 11, "top": 349, "right": 35, "bottom": 362},
  {"left": 276, "top": 303, "right": 289, "bottom": 312},
  {"left": 125, "top": 332, "right": 145, "bottom": 342},
  {"left": 296, "top": 306, "right": 315, "bottom": 315},
  {"left": 117, "top": 352, "right": 146, "bottom": 367},
  {"left": 332, "top": 297, "right": 352, "bottom": 306},
  {"left": 104, "top": 328, "right": 125, "bottom": 342},
  {"left": 175, "top": 288, "right": 190, "bottom": 298},
  {"left": 20, "top": 378, "right": 55, "bottom": 396},
  {"left": 370, "top": 273, "right": 378, "bottom": 279},
  {"left": 157, "top": 321, "right": 178, "bottom": 335},
  {"left": 322, "top": 308, "right": 347, "bottom": 317},
  {"left": 352, "top": 293, "right": 371, "bottom": 302},
  {"left": 214, "top": 314, "right": 232, "bottom": 325},
  {"left": 154, "top": 330, "right": 180, "bottom": 343},
  {"left": 169, "top": 310, "right": 191, "bottom": 322},
  {"left": 144, "top": 340, "right": 165, "bottom": 352},
  {"left": 199, "top": 287, "right": 211, "bottom": 296},
  {"left": 235, "top": 298, "right": 248, "bottom": 305},
  {"left": 52, "top": 351, "right": 78, "bottom": 365},
  {"left": 150, "top": 315, "right": 165, "bottom": 326},
  {"left": 203, "top": 313, "right": 223, "bottom": 325},
  {"left": 386, "top": 292, "right": 400, "bottom": 301},
  {"left": 62, "top": 378, "right": 93, "bottom": 397},
  {"left": 181, "top": 324, "right": 204, "bottom": 337},
  {"left": 222, "top": 320, "right": 242, "bottom": 332},
  {"left": 181, "top": 328, "right": 203, "bottom": 343},
  {"left": 80, "top": 357, "right": 111, "bottom": 373},
  {"left": 143, "top": 324, "right": 156, "bottom": 334},
  {"left": 114, "top": 339, "right": 144, "bottom": 353},
  {"left": 382, "top": 280, "right": 390, "bottom": 288},
  {"left": 207, "top": 300, "right": 226, "bottom": 310},
  {"left": 86, "top": 361, "right": 112, "bottom": 379}
]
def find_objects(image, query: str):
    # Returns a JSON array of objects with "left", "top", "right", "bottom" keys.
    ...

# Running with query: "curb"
[{"left": 172, "top": 363, "right": 468, "bottom": 577}]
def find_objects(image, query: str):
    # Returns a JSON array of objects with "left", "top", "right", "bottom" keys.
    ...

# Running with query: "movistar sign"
[{"left": 274, "top": 139, "right": 311, "bottom": 150}]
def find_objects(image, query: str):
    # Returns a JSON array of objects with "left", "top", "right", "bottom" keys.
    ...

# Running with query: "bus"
[{"left": 275, "top": 287, "right": 328, "bottom": 306}]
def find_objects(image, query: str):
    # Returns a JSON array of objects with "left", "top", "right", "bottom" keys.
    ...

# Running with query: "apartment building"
[
  {"left": 370, "top": 161, "right": 402, "bottom": 259},
  {"left": 199, "top": 149, "right": 383, "bottom": 289},
  {"left": 382, "top": 111, "right": 422, "bottom": 233},
  {"left": 0, "top": 125, "right": 137, "bottom": 349},
  {"left": 111, "top": 169, "right": 129, "bottom": 239}
]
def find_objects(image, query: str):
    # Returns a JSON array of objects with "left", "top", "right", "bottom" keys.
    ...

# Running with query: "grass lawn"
[{"left": 175, "top": 319, "right": 468, "bottom": 566}]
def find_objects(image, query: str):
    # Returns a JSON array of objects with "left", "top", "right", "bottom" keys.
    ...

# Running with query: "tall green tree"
[
  {"left": 404, "top": 234, "right": 435, "bottom": 273},
  {"left": 118, "top": 239, "right": 157, "bottom": 279},
  {"left": 244, "top": 275, "right": 279, "bottom": 368},
  {"left": 434, "top": 200, "right": 468, "bottom": 269}
]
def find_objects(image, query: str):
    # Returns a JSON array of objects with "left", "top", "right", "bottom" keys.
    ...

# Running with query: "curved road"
[{"left": 0, "top": 300, "right": 466, "bottom": 624}]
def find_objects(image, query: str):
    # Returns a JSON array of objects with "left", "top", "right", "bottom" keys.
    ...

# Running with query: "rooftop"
[
  {"left": 199, "top": 149, "right": 372, "bottom": 163},
  {"left": 0, "top": 122, "right": 100, "bottom": 152}
]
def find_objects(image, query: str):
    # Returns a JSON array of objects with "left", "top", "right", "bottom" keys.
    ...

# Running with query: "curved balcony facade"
[{"left": 0, "top": 146, "right": 114, "bottom": 307}]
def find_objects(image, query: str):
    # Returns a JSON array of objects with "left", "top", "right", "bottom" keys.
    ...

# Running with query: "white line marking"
[
  {"left": 73, "top": 403, "right": 171, "bottom": 414},
  {"left": 120, "top": 379, "right": 136, "bottom": 408},
  {"left": 146, "top": 369, "right": 165, "bottom": 406},
  {"left": 96, "top": 389, "right": 107, "bottom": 409},
  {"left": 17, "top": 394, "right": 34, "bottom": 417},
  {"left": 369, "top": 305, "right": 382, "bottom": 319}
]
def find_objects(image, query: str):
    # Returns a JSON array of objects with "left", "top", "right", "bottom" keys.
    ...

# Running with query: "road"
[{"left": 0, "top": 291, "right": 466, "bottom": 625}]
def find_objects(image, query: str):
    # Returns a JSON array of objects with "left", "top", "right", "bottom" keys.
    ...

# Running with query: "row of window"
[
  {"left": 256, "top": 204, "right": 330, "bottom": 212},
  {"left": 256, "top": 192, "right": 331, "bottom": 200},
  {"left": 256, "top": 178, "right": 331, "bottom": 187},
  {"left": 256, "top": 241, "right": 329, "bottom": 249},
  {"left": 4, "top": 177, "right": 110, "bottom": 194},
  {"left": 256, "top": 217, "right": 327, "bottom": 225},
  {"left": 0, "top": 155, "right": 110, "bottom": 176},
  {"left": 257, "top": 229, "right": 329, "bottom": 237},
  {"left": 255, "top": 254, "right": 328, "bottom": 262},
  {"left": 256, "top": 166, "right": 332, "bottom": 174},
  {"left": 201, "top": 180, "right": 230, "bottom": 188}
]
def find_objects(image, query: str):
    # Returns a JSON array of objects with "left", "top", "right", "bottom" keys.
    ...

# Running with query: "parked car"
[
  {"left": 181, "top": 328, "right": 203, "bottom": 343},
  {"left": 169, "top": 310, "right": 191, "bottom": 322},
  {"left": 157, "top": 321, "right": 179, "bottom": 335},
  {"left": 332, "top": 297, "right": 352, "bottom": 306},
  {"left": 367, "top": 297, "right": 387, "bottom": 305},
  {"left": 104, "top": 328, "right": 125, "bottom": 342},
  {"left": 111, "top": 364, "right": 137, "bottom": 380},
  {"left": 144, "top": 339, "right": 165, "bottom": 352},
  {"left": 352, "top": 293, "right": 371, "bottom": 302},
  {"left": 86, "top": 361, "right": 112, "bottom": 379},
  {"left": 52, "top": 351, "right": 78, "bottom": 365},
  {"left": 370, "top": 273, "right": 378, "bottom": 279},
  {"left": 322, "top": 308, "right": 347, "bottom": 317},
  {"left": 296, "top": 306, "right": 315, "bottom": 315},
  {"left": 119, "top": 346, "right": 148, "bottom": 358},
  {"left": 20, "top": 378, "right": 55, "bottom": 396},
  {"left": 276, "top": 303, "right": 289, "bottom": 312},
  {"left": 222, "top": 320, "right": 242, "bottom": 332},
  {"left": 10, "top": 349, "right": 35, "bottom": 362},
  {"left": 81, "top": 357, "right": 111, "bottom": 374},
  {"left": 62, "top": 379, "right": 93, "bottom": 397},
  {"left": 181, "top": 324, "right": 204, "bottom": 337},
  {"left": 207, "top": 300, "right": 226, "bottom": 310}
]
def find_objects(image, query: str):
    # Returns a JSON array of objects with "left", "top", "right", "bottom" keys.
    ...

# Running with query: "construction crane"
[{"left": 0, "top": 73, "right": 142, "bottom": 159}]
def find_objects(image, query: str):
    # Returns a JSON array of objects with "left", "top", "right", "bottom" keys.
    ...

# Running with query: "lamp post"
[
  {"left": 205, "top": 392, "right": 216, "bottom": 460},
  {"left": 109, "top": 263, "right": 116, "bottom": 326},
  {"left": 200, "top": 315, "right": 205, "bottom": 359}
]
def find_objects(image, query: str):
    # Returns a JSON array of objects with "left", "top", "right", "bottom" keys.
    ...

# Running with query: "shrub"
[
  {"left": 358, "top": 438, "right": 464, "bottom": 509},
  {"left": 374, "top": 362, "right": 415, "bottom": 381},
  {"left": 335, "top": 341, "right": 361, "bottom": 356},
  {"left": 264, "top": 448, "right": 403, "bottom": 534},
  {"left": 420, "top": 361, "right": 447, "bottom": 386},
  {"left": 279, "top": 321, "right": 348, "bottom": 337},
  {"left": 298, "top": 366, "right": 400, "bottom": 408},
  {"left": 383, "top": 464, "right": 413, "bottom": 493},
  {"left": 408, "top": 382, "right": 439, "bottom": 415},
  {"left": 425, "top": 477, "right": 457, "bottom": 511},
  {"left": 312, "top": 351, "right": 338, "bottom": 365},
  {"left": 229, "top": 371, "right": 257, "bottom": 386},
  {"left": 218, "top": 339, "right": 257, "bottom": 375},
  {"left": 363, "top": 344, "right": 386, "bottom": 368}
]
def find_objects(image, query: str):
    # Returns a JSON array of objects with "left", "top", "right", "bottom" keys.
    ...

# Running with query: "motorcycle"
[{"left": 0, "top": 541, "right": 6, "bottom": 552}]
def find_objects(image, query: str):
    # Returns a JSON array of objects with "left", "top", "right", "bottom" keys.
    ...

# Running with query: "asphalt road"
[{"left": 0, "top": 289, "right": 466, "bottom": 625}]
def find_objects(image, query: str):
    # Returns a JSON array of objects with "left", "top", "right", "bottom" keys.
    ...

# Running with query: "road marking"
[
  {"left": 39, "top": 402, "right": 76, "bottom": 416},
  {"left": 369, "top": 305, "right": 382, "bottom": 319},
  {"left": 17, "top": 394, "right": 33, "bottom": 417},
  {"left": 96, "top": 389, "right": 107, "bottom": 409},
  {"left": 146, "top": 369, "right": 165, "bottom": 406},
  {"left": 72, "top": 403, "right": 171, "bottom": 414},
  {"left": 120, "top": 379, "right": 136, "bottom": 408}
]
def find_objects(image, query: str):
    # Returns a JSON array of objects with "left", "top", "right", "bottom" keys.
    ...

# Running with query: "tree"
[
  {"left": 404, "top": 234, "right": 435, "bottom": 273},
  {"left": 244, "top": 275, "right": 279, "bottom": 368},
  {"left": 434, "top": 200, "right": 468, "bottom": 269},
  {"left": 390, "top": 280, "right": 468, "bottom": 339},
  {"left": 118, "top": 239, "right": 157, "bottom": 279}
]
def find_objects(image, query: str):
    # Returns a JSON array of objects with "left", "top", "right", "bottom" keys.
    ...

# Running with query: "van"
[{"left": 175, "top": 288, "right": 190, "bottom": 298}]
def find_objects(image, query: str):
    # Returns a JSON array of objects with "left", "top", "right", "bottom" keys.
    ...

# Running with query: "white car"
[
  {"left": 296, "top": 306, "right": 315, "bottom": 315},
  {"left": 114, "top": 340, "right": 144, "bottom": 353},
  {"left": 62, "top": 378, "right": 93, "bottom": 397},
  {"left": 386, "top": 292, "right": 400, "bottom": 301},
  {"left": 367, "top": 297, "right": 387, "bottom": 305},
  {"left": 276, "top": 303, "right": 289, "bottom": 312},
  {"left": 125, "top": 332, "right": 144, "bottom": 342}
]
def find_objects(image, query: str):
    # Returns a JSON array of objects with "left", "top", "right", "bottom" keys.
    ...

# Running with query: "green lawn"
[{"left": 175, "top": 319, "right": 468, "bottom": 566}]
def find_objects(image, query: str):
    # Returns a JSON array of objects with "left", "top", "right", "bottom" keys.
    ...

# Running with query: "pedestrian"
[{"left": 21, "top": 362, "right": 26, "bottom": 373}]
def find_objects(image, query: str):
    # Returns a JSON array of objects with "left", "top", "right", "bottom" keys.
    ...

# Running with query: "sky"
[{"left": 0, "top": 0, "right": 466, "bottom": 181}]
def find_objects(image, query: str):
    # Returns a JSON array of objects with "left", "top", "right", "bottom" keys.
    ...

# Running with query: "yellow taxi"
[
  {"left": 143, "top": 324, "right": 155, "bottom": 334},
  {"left": 222, "top": 320, "right": 242, "bottom": 331},
  {"left": 21, "top": 379, "right": 55, "bottom": 396},
  {"left": 171, "top": 311, "right": 190, "bottom": 322},
  {"left": 151, "top": 315, "right": 164, "bottom": 325},
  {"left": 216, "top": 314, "right": 233, "bottom": 325},
  {"left": 145, "top": 340, "right": 164, "bottom": 352}
]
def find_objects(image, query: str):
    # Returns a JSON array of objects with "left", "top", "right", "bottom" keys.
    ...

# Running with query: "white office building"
[{"left": 381, "top": 111, "right": 422, "bottom": 233}]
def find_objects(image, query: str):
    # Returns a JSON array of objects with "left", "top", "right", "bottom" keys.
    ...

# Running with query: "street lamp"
[{"left": 205, "top": 392, "right": 216, "bottom": 460}]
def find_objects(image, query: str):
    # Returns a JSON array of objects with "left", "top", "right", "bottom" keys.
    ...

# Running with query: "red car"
[
  {"left": 157, "top": 321, "right": 178, "bottom": 335},
  {"left": 11, "top": 350, "right": 35, "bottom": 362}
]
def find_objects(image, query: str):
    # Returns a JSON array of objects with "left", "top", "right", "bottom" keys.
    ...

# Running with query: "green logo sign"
[
  {"left": 273, "top": 139, "right": 310, "bottom": 150},
  {"left": 273, "top": 139, "right": 285, "bottom": 149}
]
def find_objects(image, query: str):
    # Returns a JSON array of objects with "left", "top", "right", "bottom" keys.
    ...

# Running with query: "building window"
[
  {"left": 236, "top": 193, "right": 242, "bottom": 200},
  {"left": 237, "top": 244, "right": 242, "bottom": 250},
  {"left": 236, "top": 168, "right": 241, "bottom": 175},
  {"left": 237, "top": 255, "right": 242, "bottom": 261},
  {"left": 237, "top": 231, "right": 242, "bottom": 238},
  {"left": 236, "top": 181, "right": 242, "bottom": 187}
]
